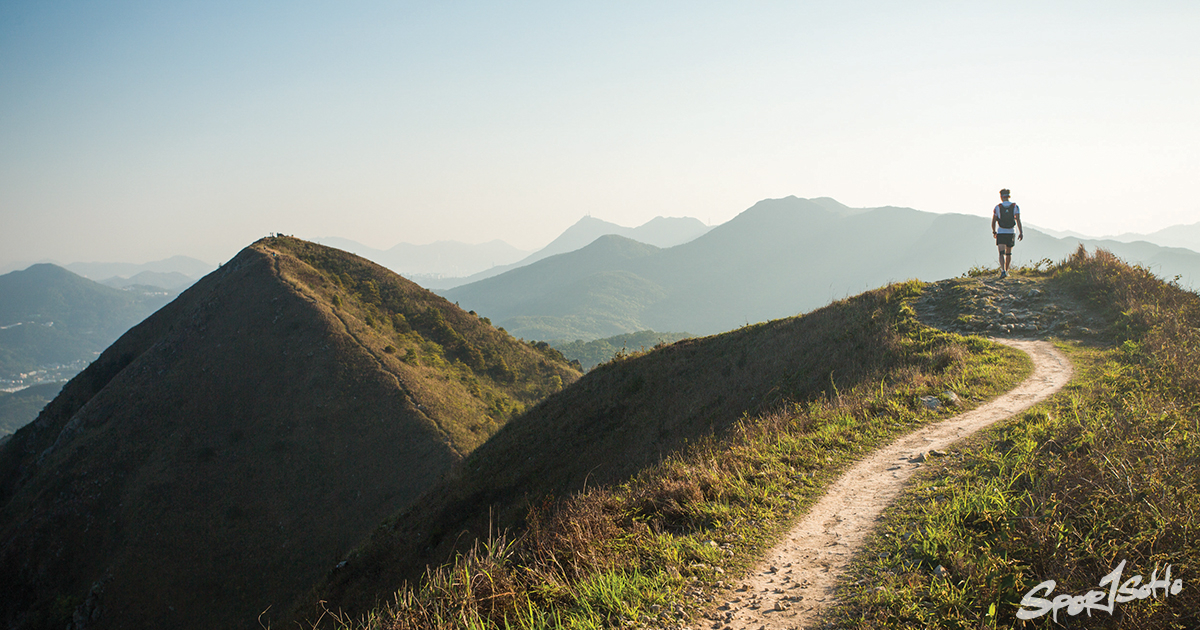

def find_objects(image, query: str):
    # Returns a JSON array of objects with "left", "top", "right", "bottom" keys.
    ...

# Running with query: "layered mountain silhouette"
[
  {"left": 62, "top": 256, "right": 215, "bottom": 291},
  {"left": 315, "top": 215, "right": 710, "bottom": 290},
  {"left": 0, "top": 256, "right": 214, "bottom": 280},
  {"left": 426, "top": 215, "right": 711, "bottom": 289},
  {"left": 444, "top": 197, "right": 1200, "bottom": 340},
  {"left": 0, "top": 264, "right": 175, "bottom": 383},
  {"left": 98, "top": 270, "right": 196, "bottom": 292},
  {"left": 311, "top": 237, "right": 532, "bottom": 280},
  {"left": 0, "top": 237, "right": 578, "bottom": 629},
  {"left": 1099, "top": 220, "right": 1200, "bottom": 253}
]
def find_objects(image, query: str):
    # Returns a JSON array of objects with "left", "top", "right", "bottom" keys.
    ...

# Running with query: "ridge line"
[{"left": 265, "top": 248, "right": 465, "bottom": 460}]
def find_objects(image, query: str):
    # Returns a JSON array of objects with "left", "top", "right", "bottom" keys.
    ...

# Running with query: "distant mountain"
[
  {"left": 1027, "top": 225, "right": 1096, "bottom": 240},
  {"left": 1102, "top": 221, "right": 1200, "bottom": 253},
  {"left": 0, "top": 264, "right": 175, "bottom": 386},
  {"left": 549, "top": 330, "right": 693, "bottom": 370},
  {"left": 0, "top": 382, "right": 63, "bottom": 436},
  {"left": 100, "top": 270, "right": 196, "bottom": 291},
  {"left": 0, "top": 238, "right": 579, "bottom": 629},
  {"left": 426, "top": 215, "right": 712, "bottom": 289},
  {"left": 1030, "top": 221, "right": 1200, "bottom": 254},
  {"left": 311, "top": 237, "right": 531, "bottom": 279},
  {"left": 445, "top": 197, "right": 1200, "bottom": 340},
  {"left": 531, "top": 215, "right": 712, "bottom": 260},
  {"left": 65, "top": 255, "right": 214, "bottom": 285}
]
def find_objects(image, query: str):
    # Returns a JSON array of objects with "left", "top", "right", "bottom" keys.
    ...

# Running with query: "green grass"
[
  {"left": 263, "top": 236, "right": 580, "bottom": 452},
  {"left": 830, "top": 247, "right": 1200, "bottom": 629},
  {"left": 306, "top": 280, "right": 1034, "bottom": 629}
]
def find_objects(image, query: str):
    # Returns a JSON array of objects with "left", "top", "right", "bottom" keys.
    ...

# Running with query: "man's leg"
[
  {"left": 998, "top": 245, "right": 1006, "bottom": 272},
  {"left": 1005, "top": 246, "right": 1013, "bottom": 272}
]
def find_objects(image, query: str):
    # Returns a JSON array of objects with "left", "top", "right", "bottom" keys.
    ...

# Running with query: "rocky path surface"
[
  {"left": 704, "top": 276, "right": 1080, "bottom": 630},
  {"left": 912, "top": 275, "right": 1103, "bottom": 338}
]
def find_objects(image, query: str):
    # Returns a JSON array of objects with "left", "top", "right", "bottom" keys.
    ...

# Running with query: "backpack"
[{"left": 997, "top": 203, "right": 1018, "bottom": 229}]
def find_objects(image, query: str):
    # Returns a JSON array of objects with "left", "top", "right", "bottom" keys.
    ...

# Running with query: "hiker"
[{"left": 991, "top": 188, "right": 1023, "bottom": 278}]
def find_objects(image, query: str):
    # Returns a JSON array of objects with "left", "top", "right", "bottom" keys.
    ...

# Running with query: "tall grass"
[
  {"left": 833, "top": 247, "right": 1200, "bottom": 629},
  {"left": 308, "top": 281, "right": 1031, "bottom": 629}
]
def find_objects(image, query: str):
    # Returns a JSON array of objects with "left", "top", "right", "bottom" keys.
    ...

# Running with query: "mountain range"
[
  {"left": 316, "top": 215, "right": 712, "bottom": 289},
  {"left": 0, "top": 264, "right": 177, "bottom": 388},
  {"left": 63, "top": 256, "right": 216, "bottom": 285},
  {"left": 1098, "top": 221, "right": 1200, "bottom": 252},
  {"left": 444, "top": 197, "right": 1200, "bottom": 341},
  {"left": 1032, "top": 221, "right": 1200, "bottom": 253},
  {"left": 310, "top": 237, "right": 532, "bottom": 281},
  {"left": 0, "top": 238, "right": 578, "bottom": 629}
]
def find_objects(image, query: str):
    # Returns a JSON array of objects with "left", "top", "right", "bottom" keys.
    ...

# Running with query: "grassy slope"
[
  {"left": 0, "top": 238, "right": 579, "bottom": 630},
  {"left": 268, "top": 237, "right": 581, "bottom": 452},
  {"left": 831, "top": 249, "right": 1200, "bottom": 629},
  {"left": 300, "top": 279, "right": 1032, "bottom": 629}
]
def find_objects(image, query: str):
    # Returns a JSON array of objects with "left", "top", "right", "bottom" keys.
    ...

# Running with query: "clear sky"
[{"left": 2, "top": 1, "right": 1197, "bottom": 267}]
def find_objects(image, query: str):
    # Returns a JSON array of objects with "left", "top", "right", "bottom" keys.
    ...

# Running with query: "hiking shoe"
[{"left": 1000, "top": 270, "right": 1008, "bottom": 278}]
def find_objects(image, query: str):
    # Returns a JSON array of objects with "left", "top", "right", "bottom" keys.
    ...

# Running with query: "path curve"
[{"left": 710, "top": 339, "right": 1072, "bottom": 630}]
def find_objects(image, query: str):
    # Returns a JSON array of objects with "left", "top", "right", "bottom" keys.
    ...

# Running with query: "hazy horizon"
[
  {"left": 3, "top": 2, "right": 1198, "bottom": 268},
  {"left": 6, "top": 207, "right": 1193, "bottom": 272}
]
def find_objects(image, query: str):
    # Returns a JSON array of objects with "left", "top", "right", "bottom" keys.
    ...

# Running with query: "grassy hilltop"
[
  {"left": 832, "top": 249, "right": 1200, "bottom": 629},
  {"left": 0, "top": 237, "right": 579, "bottom": 630},
  {"left": 302, "top": 248, "right": 1199, "bottom": 630}
]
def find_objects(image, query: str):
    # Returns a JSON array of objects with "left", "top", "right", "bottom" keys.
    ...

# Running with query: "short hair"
[{"left": 999, "top": 188, "right": 1011, "bottom": 196}]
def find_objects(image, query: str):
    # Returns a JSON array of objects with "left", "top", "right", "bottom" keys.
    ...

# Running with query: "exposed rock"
[{"left": 912, "top": 274, "right": 1104, "bottom": 339}]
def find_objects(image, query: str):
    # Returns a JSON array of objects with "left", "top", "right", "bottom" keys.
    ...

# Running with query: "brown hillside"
[
  {"left": 306, "top": 282, "right": 951, "bottom": 619},
  {"left": 0, "top": 237, "right": 578, "bottom": 630}
]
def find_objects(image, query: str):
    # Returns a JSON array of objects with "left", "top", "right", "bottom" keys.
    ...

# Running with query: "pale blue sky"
[{"left": 2, "top": 1, "right": 1197, "bottom": 266}]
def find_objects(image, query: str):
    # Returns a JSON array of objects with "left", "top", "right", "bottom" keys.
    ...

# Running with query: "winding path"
[{"left": 711, "top": 339, "right": 1072, "bottom": 630}]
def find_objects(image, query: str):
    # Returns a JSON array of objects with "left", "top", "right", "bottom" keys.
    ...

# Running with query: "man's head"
[{"left": 999, "top": 188, "right": 1011, "bottom": 200}]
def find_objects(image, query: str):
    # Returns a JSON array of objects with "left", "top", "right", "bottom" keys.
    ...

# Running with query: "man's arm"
[
  {"left": 1016, "top": 214, "right": 1024, "bottom": 241},
  {"left": 991, "top": 211, "right": 998, "bottom": 235}
]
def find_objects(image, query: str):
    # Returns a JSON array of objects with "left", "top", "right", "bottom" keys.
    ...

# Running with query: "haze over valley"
[{"left": 6, "top": 196, "right": 1200, "bottom": 395}]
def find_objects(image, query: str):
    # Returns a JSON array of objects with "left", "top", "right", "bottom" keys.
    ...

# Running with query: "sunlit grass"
[
  {"left": 830, "top": 248, "right": 1200, "bottom": 629},
  {"left": 314, "top": 281, "right": 1033, "bottom": 629}
]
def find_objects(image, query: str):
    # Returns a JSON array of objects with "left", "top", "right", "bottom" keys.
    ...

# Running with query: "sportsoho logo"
[{"left": 1016, "top": 560, "right": 1184, "bottom": 622}]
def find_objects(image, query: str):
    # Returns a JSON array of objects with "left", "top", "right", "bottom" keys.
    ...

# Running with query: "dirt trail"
[{"left": 709, "top": 339, "right": 1072, "bottom": 630}]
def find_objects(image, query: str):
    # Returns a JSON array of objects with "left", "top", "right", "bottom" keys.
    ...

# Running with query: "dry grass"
[
  {"left": 298, "top": 280, "right": 1031, "bottom": 629},
  {"left": 832, "top": 246, "right": 1200, "bottom": 629}
]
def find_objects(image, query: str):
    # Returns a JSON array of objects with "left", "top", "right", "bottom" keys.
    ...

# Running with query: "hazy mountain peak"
[
  {"left": 444, "top": 197, "right": 1200, "bottom": 342},
  {"left": 428, "top": 213, "right": 711, "bottom": 290},
  {"left": 64, "top": 256, "right": 215, "bottom": 283}
]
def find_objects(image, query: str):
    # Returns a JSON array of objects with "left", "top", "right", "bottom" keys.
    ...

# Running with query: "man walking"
[{"left": 991, "top": 188, "right": 1023, "bottom": 278}]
